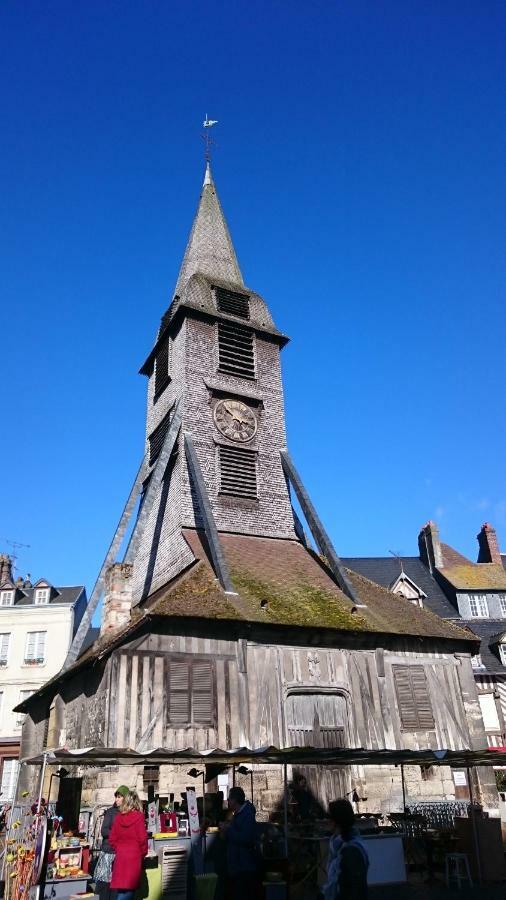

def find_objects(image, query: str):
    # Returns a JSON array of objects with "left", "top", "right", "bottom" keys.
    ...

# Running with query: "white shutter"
[
  {"left": 25, "top": 632, "right": 36, "bottom": 660},
  {"left": 25, "top": 632, "right": 46, "bottom": 662},
  {"left": 479, "top": 694, "right": 501, "bottom": 731},
  {"left": 16, "top": 690, "right": 33, "bottom": 726},
  {"left": 0, "top": 759, "right": 19, "bottom": 801},
  {"left": 37, "top": 632, "right": 46, "bottom": 660},
  {"left": 0, "top": 633, "right": 9, "bottom": 664}
]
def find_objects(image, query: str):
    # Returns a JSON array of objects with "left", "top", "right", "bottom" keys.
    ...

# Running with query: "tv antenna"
[
  {"left": 388, "top": 549, "right": 404, "bottom": 574},
  {"left": 2, "top": 538, "right": 31, "bottom": 572}
]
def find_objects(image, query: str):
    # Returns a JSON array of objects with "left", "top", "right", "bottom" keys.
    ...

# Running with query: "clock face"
[{"left": 213, "top": 398, "right": 258, "bottom": 442}]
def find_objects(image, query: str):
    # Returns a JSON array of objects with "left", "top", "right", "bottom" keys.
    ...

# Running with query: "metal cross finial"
[{"left": 202, "top": 114, "right": 218, "bottom": 162}]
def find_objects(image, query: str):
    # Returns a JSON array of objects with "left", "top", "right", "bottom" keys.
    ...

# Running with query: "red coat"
[{"left": 109, "top": 810, "right": 148, "bottom": 890}]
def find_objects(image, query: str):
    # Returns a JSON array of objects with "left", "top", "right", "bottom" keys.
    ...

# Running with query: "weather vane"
[{"left": 202, "top": 114, "right": 218, "bottom": 162}]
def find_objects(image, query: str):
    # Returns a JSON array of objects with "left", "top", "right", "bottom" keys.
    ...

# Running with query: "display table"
[
  {"left": 362, "top": 833, "right": 406, "bottom": 885},
  {"left": 42, "top": 876, "right": 89, "bottom": 900}
]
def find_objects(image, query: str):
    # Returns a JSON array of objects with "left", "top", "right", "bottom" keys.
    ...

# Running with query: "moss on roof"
[
  {"left": 149, "top": 561, "right": 242, "bottom": 620},
  {"left": 230, "top": 569, "right": 368, "bottom": 630},
  {"left": 439, "top": 563, "right": 506, "bottom": 590}
]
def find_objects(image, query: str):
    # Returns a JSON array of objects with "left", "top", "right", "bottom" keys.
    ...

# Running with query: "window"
[
  {"left": 167, "top": 657, "right": 214, "bottom": 726},
  {"left": 34, "top": 588, "right": 50, "bottom": 605},
  {"left": 393, "top": 665, "right": 435, "bottom": 731},
  {"left": 499, "top": 645, "right": 506, "bottom": 666},
  {"left": 471, "top": 654, "right": 484, "bottom": 669},
  {"left": 0, "top": 759, "right": 19, "bottom": 801},
  {"left": 154, "top": 339, "right": 170, "bottom": 399},
  {"left": 218, "top": 322, "right": 255, "bottom": 379},
  {"left": 469, "top": 595, "right": 489, "bottom": 618},
  {"left": 215, "top": 287, "right": 250, "bottom": 320},
  {"left": 16, "top": 690, "right": 33, "bottom": 726},
  {"left": 500, "top": 596, "right": 506, "bottom": 617},
  {"left": 219, "top": 445, "right": 257, "bottom": 499},
  {"left": 0, "top": 633, "right": 10, "bottom": 666},
  {"left": 479, "top": 693, "right": 501, "bottom": 732},
  {"left": 285, "top": 693, "right": 347, "bottom": 748},
  {"left": 25, "top": 631, "right": 46, "bottom": 664},
  {"left": 148, "top": 410, "right": 172, "bottom": 466},
  {"left": 0, "top": 590, "right": 14, "bottom": 606}
]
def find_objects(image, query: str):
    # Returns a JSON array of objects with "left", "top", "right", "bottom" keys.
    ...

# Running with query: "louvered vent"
[
  {"left": 148, "top": 410, "right": 171, "bottom": 466},
  {"left": 219, "top": 445, "right": 257, "bottom": 499},
  {"left": 216, "top": 287, "right": 250, "bottom": 319},
  {"left": 162, "top": 847, "right": 188, "bottom": 900},
  {"left": 154, "top": 339, "right": 170, "bottom": 398},
  {"left": 218, "top": 322, "right": 255, "bottom": 379},
  {"left": 393, "top": 664, "right": 435, "bottom": 731}
]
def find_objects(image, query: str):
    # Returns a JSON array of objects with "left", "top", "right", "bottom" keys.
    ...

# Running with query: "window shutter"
[
  {"left": 37, "top": 632, "right": 46, "bottom": 660},
  {"left": 393, "top": 665, "right": 434, "bottom": 731},
  {"left": 0, "top": 633, "right": 9, "bottom": 662},
  {"left": 155, "top": 340, "right": 170, "bottom": 398},
  {"left": 219, "top": 446, "right": 257, "bottom": 499},
  {"left": 0, "top": 759, "right": 19, "bottom": 800},
  {"left": 215, "top": 288, "right": 250, "bottom": 320},
  {"left": 26, "top": 632, "right": 36, "bottom": 660},
  {"left": 218, "top": 322, "right": 255, "bottom": 379},
  {"left": 191, "top": 661, "right": 213, "bottom": 724},
  {"left": 149, "top": 410, "right": 172, "bottom": 466},
  {"left": 169, "top": 660, "right": 190, "bottom": 724}
]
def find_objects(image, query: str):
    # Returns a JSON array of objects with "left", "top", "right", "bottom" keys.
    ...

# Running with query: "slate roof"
[
  {"left": 460, "top": 619, "right": 506, "bottom": 675},
  {"left": 0, "top": 584, "right": 85, "bottom": 607},
  {"left": 342, "top": 556, "right": 457, "bottom": 619}
]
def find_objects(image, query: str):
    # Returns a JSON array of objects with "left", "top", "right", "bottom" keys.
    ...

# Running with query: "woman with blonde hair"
[{"left": 109, "top": 790, "right": 148, "bottom": 900}]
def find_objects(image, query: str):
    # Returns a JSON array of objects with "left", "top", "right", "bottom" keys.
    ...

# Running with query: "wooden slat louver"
[
  {"left": 155, "top": 339, "right": 170, "bottom": 398},
  {"left": 219, "top": 446, "right": 257, "bottom": 499},
  {"left": 168, "top": 659, "right": 190, "bottom": 724},
  {"left": 393, "top": 664, "right": 435, "bottom": 731},
  {"left": 192, "top": 660, "right": 214, "bottom": 724},
  {"left": 215, "top": 287, "right": 250, "bottom": 320},
  {"left": 218, "top": 322, "right": 255, "bottom": 379},
  {"left": 148, "top": 410, "right": 171, "bottom": 466}
]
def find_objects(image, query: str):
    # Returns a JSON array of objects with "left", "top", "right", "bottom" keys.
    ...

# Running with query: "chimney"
[
  {"left": 477, "top": 522, "right": 502, "bottom": 564},
  {"left": 0, "top": 554, "right": 13, "bottom": 584},
  {"left": 100, "top": 562, "right": 133, "bottom": 636},
  {"left": 418, "top": 521, "right": 443, "bottom": 573}
]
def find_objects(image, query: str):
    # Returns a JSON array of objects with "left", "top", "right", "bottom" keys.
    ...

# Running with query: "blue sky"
[{"left": 1, "top": 0, "right": 505, "bottom": 598}]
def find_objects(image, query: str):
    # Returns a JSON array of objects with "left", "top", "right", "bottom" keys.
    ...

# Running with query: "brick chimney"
[
  {"left": 0, "top": 554, "right": 13, "bottom": 584},
  {"left": 477, "top": 522, "right": 502, "bottom": 564},
  {"left": 100, "top": 562, "right": 133, "bottom": 635},
  {"left": 418, "top": 521, "right": 444, "bottom": 573}
]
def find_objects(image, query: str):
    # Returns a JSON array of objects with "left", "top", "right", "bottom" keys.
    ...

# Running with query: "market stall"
[{"left": 4, "top": 744, "right": 506, "bottom": 900}]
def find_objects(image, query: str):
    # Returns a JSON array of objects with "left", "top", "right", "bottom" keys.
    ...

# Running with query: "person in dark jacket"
[
  {"left": 323, "top": 799, "right": 369, "bottom": 900},
  {"left": 94, "top": 786, "right": 130, "bottom": 900},
  {"left": 220, "top": 786, "right": 258, "bottom": 900}
]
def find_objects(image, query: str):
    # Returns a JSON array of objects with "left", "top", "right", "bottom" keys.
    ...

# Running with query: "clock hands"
[{"left": 223, "top": 400, "right": 250, "bottom": 425}]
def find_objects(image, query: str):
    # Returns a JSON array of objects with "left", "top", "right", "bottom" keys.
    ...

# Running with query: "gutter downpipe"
[
  {"left": 467, "top": 766, "right": 482, "bottom": 884},
  {"left": 283, "top": 763, "right": 289, "bottom": 857}
]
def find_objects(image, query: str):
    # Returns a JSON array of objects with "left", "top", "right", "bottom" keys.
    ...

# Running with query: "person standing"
[
  {"left": 219, "top": 786, "right": 258, "bottom": 900},
  {"left": 323, "top": 799, "right": 369, "bottom": 900},
  {"left": 109, "top": 790, "right": 149, "bottom": 900},
  {"left": 94, "top": 786, "right": 130, "bottom": 900}
]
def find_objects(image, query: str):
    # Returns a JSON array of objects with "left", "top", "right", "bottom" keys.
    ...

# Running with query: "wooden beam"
[
  {"left": 184, "top": 433, "right": 237, "bottom": 594},
  {"left": 124, "top": 401, "right": 182, "bottom": 565},
  {"left": 280, "top": 449, "right": 363, "bottom": 606},
  {"left": 63, "top": 453, "right": 148, "bottom": 669}
]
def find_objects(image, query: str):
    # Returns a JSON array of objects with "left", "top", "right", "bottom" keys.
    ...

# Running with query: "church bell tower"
[{"left": 132, "top": 163, "right": 298, "bottom": 603}]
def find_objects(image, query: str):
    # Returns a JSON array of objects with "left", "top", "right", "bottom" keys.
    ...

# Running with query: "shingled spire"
[{"left": 174, "top": 162, "right": 244, "bottom": 295}]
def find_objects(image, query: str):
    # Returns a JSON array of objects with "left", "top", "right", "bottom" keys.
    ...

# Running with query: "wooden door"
[{"left": 285, "top": 693, "right": 349, "bottom": 811}]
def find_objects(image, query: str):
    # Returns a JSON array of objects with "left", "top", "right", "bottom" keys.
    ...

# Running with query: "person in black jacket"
[
  {"left": 95, "top": 786, "right": 130, "bottom": 900},
  {"left": 323, "top": 799, "right": 369, "bottom": 900},
  {"left": 219, "top": 787, "right": 258, "bottom": 900}
]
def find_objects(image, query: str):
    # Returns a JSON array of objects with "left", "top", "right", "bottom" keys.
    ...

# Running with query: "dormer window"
[
  {"left": 0, "top": 590, "right": 14, "bottom": 607},
  {"left": 34, "top": 588, "right": 50, "bottom": 605},
  {"left": 499, "top": 595, "right": 506, "bottom": 617},
  {"left": 469, "top": 594, "right": 489, "bottom": 618},
  {"left": 471, "top": 654, "right": 484, "bottom": 669},
  {"left": 499, "top": 645, "right": 506, "bottom": 666}
]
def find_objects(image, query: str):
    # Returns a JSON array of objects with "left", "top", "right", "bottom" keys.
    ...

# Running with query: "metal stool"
[{"left": 445, "top": 852, "right": 473, "bottom": 888}]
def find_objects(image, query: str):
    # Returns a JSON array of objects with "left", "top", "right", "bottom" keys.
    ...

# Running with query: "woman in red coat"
[{"left": 109, "top": 790, "right": 148, "bottom": 900}]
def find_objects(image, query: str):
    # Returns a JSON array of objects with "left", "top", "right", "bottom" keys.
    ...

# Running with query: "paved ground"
[{"left": 370, "top": 884, "right": 505, "bottom": 899}]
